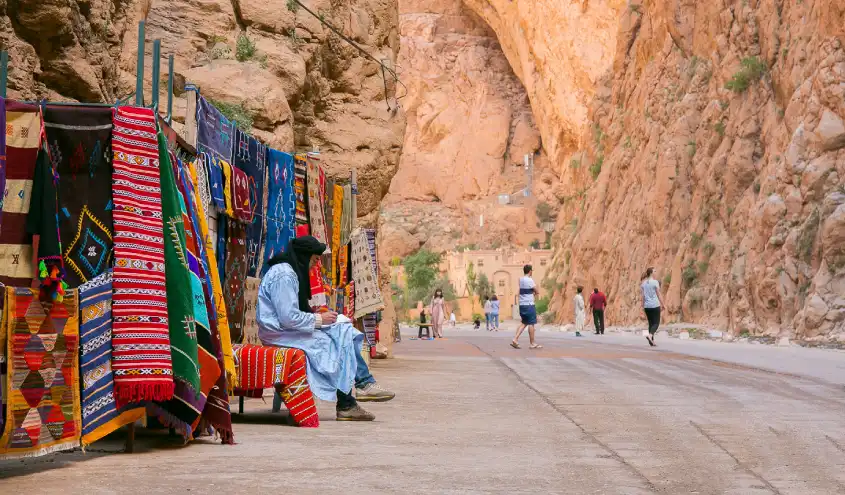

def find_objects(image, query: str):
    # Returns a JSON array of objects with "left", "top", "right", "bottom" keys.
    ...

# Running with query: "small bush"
[
  {"left": 236, "top": 34, "right": 257, "bottom": 62},
  {"left": 589, "top": 156, "right": 603, "bottom": 180},
  {"left": 663, "top": 273, "right": 672, "bottom": 286},
  {"left": 570, "top": 158, "right": 581, "bottom": 169},
  {"left": 208, "top": 98, "right": 254, "bottom": 130},
  {"left": 629, "top": 4, "right": 641, "bottom": 13},
  {"left": 715, "top": 121, "right": 726, "bottom": 136},
  {"left": 286, "top": 0, "right": 299, "bottom": 12},
  {"left": 690, "top": 232, "right": 702, "bottom": 249},
  {"left": 725, "top": 56, "right": 767, "bottom": 93},
  {"left": 753, "top": 181, "right": 761, "bottom": 194},
  {"left": 687, "top": 140, "right": 697, "bottom": 157},
  {"left": 697, "top": 260, "right": 710, "bottom": 275},
  {"left": 702, "top": 242, "right": 715, "bottom": 258},
  {"left": 682, "top": 260, "right": 698, "bottom": 288},
  {"left": 535, "top": 296, "right": 550, "bottom": 315}
]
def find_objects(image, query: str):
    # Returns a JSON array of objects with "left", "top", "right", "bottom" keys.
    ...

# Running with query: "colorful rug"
[
  {"left": 110, "top": 106, "right": 173, "bottom": 404},
  {"left": 196, "top": 96, "right": 234, "bottom": 162},
  {"left": 224, "top": 219, "right": 248, "bottom": 344},
  {"left": 344, "top": 281, "right": 355, "bottom": 320},
  {"left": 331, "top": 184, "right": 343, "bottom": 286},
  {"left": 340, "top": 184, "right": 353, "bottom": 246},
  {"left": 294, "top": 155, "right": 308, "bottom": 224},
  {"left": 221, "top": 159, "right": 235, "bottom": 219},
  {"left": 232, "top": 344, "right": 319, "bottom": 427},
  {"left": 194, "top": 155, "right": 213, "bottom": 223},
  {"left": 206, "top": 156, "right": 226, "bottom": 213},
  {"left": 0, "top": 285, "right": 5, "bottom": 433},
  {"left": 26, "top": 144, "right": 65, "bottom": 301},
  {"left": 235, "top": 131, "right": 268, "bottom": 277},
  {"left": 338, "top": 239, "right": 349, "bottom": 286},
  {"left": 262, "top": 150, "right": 295, "bottom": 276},
  {"left": 230, "top": 165, "right": 251, "bottom": 223},
  {"left": 242, "top": 277, "right": 260, "bottom": 345},
  {"left": 305, "top": 155, "right": 328, "bottom": 245},
  {"left": 363, "top": 313, "right": 378, "bottom": 347},
  {"left": 78, "top": 271, "right": 145, "bottom": 446},
  {"left": 0, "top": 97, "right": 6, "bottom": 219},
  {"left": 351, "top": 228, "right": 384, "bottom": 318},
  {"left": 40, "top": 106, "right": 114, "bottom": 289},
  {"left": 0, "top": 287, "right": 81, "bottom": 459},
  {"left": 0, "top": 102, "right": 40, "bottom": 287}
]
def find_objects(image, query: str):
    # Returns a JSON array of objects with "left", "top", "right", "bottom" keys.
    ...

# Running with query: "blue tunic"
[{"left": 257, "top": 263, "right": 363, "bottom": 401}]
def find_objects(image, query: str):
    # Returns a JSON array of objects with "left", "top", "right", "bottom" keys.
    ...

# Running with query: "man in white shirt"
[{"left": 510, "top": 265, "right": 543, "bottom": 349}]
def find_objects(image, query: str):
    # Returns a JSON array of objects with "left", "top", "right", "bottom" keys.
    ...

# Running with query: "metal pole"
[
  {"left": 0, "top": 51, "right": 8, "bottom": 99},
  {"left": 135, "top": 21, "right": 145, "bottom": 106},
  {"left": 166, "top": 54, "right": 174, "bottom": 123},
  {"left": 151, "top": 40, "right": 161, "bottom": 111},
  {"left": 350, "top": 168, "right": 358, "bottom": 229}
]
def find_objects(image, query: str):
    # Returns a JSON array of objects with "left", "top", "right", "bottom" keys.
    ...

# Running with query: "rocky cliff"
[{"left": 458, "top": 0, "right": 845, "bottom": 341}]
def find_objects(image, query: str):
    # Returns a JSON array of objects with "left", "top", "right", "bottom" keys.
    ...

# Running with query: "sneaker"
[
  {"left": 336, "top": 404, "right": 375, "bottom": 421},
  {"left": 356, "top": 382, "right": 396, "bottom": 402}
]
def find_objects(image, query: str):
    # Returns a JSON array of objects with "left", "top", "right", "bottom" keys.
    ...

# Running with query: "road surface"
[{"left": 2, "top": 329, "right": 845, "bottom": 494}]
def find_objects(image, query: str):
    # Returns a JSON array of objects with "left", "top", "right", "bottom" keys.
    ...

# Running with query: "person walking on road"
[
  {"left": 483, "top": 296, "right": 492, "bottom": 331},
  {"left": 640, "top": 267, "right": 663, "bottom": 346},
  {"left": 511, "top": 265, "right": 543, "bottom": 349},
  {"left": 430, "top": 289, "right": 446, "bottom": 338},
  {"left": 573, "top": 287, "right": 586, "bottom": 337},
  {"left": 490, "top": 295, "right": 500, "bottom": 331},
  {"left": 589, "top": 288, "right": 607, "bottom": 335}
]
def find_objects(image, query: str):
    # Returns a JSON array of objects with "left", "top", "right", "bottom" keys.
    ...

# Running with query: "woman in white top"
[
  {"left": 640, "top": 267, "right": 664, "bottom": 346},
  {"left": 573, "top": 287, "right": 586, "bottom": 337},
  {"left": 429, "top": 289, "right": 446, "bottom": 338},
  {"left": 483, "top": 297, "right": 492, "bottom": 331},
  {"left": 489, "top": 295, "right": 501, "bottom": 331}
]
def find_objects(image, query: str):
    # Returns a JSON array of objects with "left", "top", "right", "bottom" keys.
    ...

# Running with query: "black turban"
[{"left": 268, "top": 236, "right": 327, "bottom": 313}]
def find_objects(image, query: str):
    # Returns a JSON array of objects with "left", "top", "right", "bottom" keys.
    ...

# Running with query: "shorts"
[{"left": 519, "top": 305, "right": 537, "bottom": 325}]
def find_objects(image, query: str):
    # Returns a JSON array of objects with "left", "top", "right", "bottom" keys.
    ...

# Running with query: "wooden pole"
[
  {"left": 350, "top": 168, "right": 357, "bottom": 228},
  {"left": 125, "top": 423, "right": 136, "bottom": 453},
  {"left": 151, "top": 40, "right": 161, "bottom": 110},
  {"left": 135, "top": 21, "right": 145, "bottom": 106},
  {"left": 184, "top": 86, "right": 198, "bottom": 148}
]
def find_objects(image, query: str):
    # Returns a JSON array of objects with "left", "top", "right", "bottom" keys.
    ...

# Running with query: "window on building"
[
  {"left": 498, "top": 280, "right": 505, "bottom": 287},
  {"left": 540, "top": 259, "right": 547, "bottom": 266},
  {"left": 478, "top": 259, "right": 484, "bottom": 268}
]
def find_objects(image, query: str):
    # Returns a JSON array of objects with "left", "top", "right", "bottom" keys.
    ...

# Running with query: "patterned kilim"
[
  {"left": 340, "top": 184, "right": 353, "bottom": 246},
  {"left": 194, "top": 155, "right": 213, "bottom": 223},
  {"left": 344, "top": 281, "right": 355, "bottom": 320},
  {"left": 224, "top": 219, "right": 248, "bottom": 343},
  {"left": 262, "top": 150, "right": 295, "bottom": 276},
  {"left": 338, "top": 239, "right": 349, "bottom": 287},
  {"left": 110, "top": 106, "right": 173, "bottom": 404},
  {"left": 196, "top": 96, "right": 234, "bottom": 162},
  {"left": 305, "top": 155, "right": 328, "bottom": 245},
  {"left": 221, "top": 160, "right": 235, "bottom": 219},
  {"left": 0, "top": 102, "right": 40, "bottom": 287},
  {"left": 242, "top": 277, "right": 260, "bottom": 345},
  {"left": 0, "top": 96, "right": 6, "bottom": 218},
  {"left": 41, "top": 106, "right": 114, "bottom": 289},
  {"left": 351, "top": 228, "right": 384, "bottom": 318},
  {"left": 235, "top": 131, "right": 268, "bottom": 277},
  {"left": 331, "top": 184, "right": 343, "bottom": 287},
  {"left": 308, "top": 260, "right": 327, "bottom": 310},
  {"left": 232, "top": 344, "right": 319, "bottom": 427},
  {"left": 0, "top": 287, "right": 81, "bottom": 459},
  {"left": 363, "top": 314, "right": 378, "bottom": 347},
  {"left": 293, "top": 155, "right": 308, "bottom": 224},
  {"left": 206, "top": 156, "right": 226, "bottom": 213},
  {"left": 78, "top": 271, "right": 144, "bottom": 446},
  {"left": 230, "top": 165, "right": 251, "bottom": 223}
]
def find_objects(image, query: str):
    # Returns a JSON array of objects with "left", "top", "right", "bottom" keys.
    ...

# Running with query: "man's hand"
[{"left": 321, "top": 311, "right": 339, "bottom": 325}]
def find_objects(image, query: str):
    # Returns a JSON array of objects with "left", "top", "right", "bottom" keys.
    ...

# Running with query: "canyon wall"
[
  {"left": 379, "top": 0, "right": 548, "bottom": 261},
  {"left": 461, "top": 0, "right": 845, "bottom": 341}
]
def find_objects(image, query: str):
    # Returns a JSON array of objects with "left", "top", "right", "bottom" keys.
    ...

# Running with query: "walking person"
[
  {"left": 449, "top": 311, "right": 456, "bottom": 328},
  {"left": 483, "top": 296, "right": 492, "bottom": 331},
  {"left": 430, "top": 289, "right": 446, "bottom": 338},
  {"left": 490, "top": 295, "right": 500, "bottom": 331},
  {"left": 418, "top": 309, "right": 431, "bottom": 339},
  {"left": 511, "top": 265, "right": 543, "bottom": 349},
  {"left": 589, "top": 288, "right": 607, "bottom": 335},
  {"left": 640, "top": 267, "right": 663, "bottom": 346},
  {"left": 573, "top": 287, "right": 586, "bottom": 337}
]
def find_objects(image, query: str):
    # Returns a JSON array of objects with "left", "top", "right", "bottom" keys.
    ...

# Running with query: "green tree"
[
  {"left": 476, "top": 273, "right": 493, "bottom": 300},
  {"left": 465, "top": 262, "right": 478, "bottom": 312},
  {"left": 529, "top": 239, "right": 541, "bottom": 249}
]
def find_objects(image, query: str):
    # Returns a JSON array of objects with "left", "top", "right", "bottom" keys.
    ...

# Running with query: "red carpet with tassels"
[{"left": 233, "top": 344, "right": 319, "bottom": 427}]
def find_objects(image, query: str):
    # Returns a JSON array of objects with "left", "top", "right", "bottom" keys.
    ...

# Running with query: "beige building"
[{"left": 444, "top": 248, "right": 552, "bottom": 320}]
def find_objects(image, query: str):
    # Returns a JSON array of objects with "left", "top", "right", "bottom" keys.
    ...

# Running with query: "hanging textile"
[
  {"left": 110, "top": 107, "right": 173, "bottom": 404},
  {"left": 0, "top": 97, "right": 6, "bottom": 221},
  {"left": 308, "top": 261, "right": 327, "bottom": 310},
  {"left": 26, "top": 145, "right": 65, "bottom": 301},
  {"left": 224, "top": 219, "right": 248, "bottom": 343},
  {"left": 230, "top": 165, "right": 251, "bottom": 223},
  {"left": 194, "top": 155, "right": 213, "bottom": 222},
  {"left": 331, "top": 184, "right": 343, "bottom": 287},
  {"left": 188, "top": 161, "right": 236, "bottom": 384},
  {"left": 338, "top": 238, "right": 349, "bottom": 286},
  {"left": 196, "top": 96, "right": 234, "bottom": 162},
  {"left": 261, "top": 150, "right": 295, "bottom": 276},
  {"left": 305, "top": 154, "right": 329, "bottom": 245},
  {"left": 0, "top": 103, "right": 40, "bottom": 287},
  {"left": 0, "top": 289, "right": 5, "bottom": 434},
  {"left": 340, "top": 184, "right": 353, "bottom": 246},
  {"left": 37, "top": 106, "right": 114, "bottom": 289},
  {"left": 206, "top": 156, "right": 226, "bottom": 213},
  {"left": 0, "top": 287, "right": 81, "bottom": 459},
  {"left": 363, "top": 313, "right": 378, "bottom": 347},
  {"left": 242, "top": 277, "right": 261, "bottom": 345},
  {"left": 293, "top": 155, "right": 308, "bottom": 224},
  {"left": 234, "top": 131, "right": 267, "bottom": 276},
  {"left": 78, "top": 271, "right": 145, "bottom": 446},
  {"left": 344, "top": 281, "right": 355, "bottom": 319},
  {"left": 351, "top": 228, "right": 384, "bottom": 318},
  {"left": 221, "top": 160, "right": 235, "bottom": 218}
]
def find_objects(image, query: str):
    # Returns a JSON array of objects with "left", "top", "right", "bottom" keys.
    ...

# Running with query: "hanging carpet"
[
  {"left": 0, "top": 102, "right": 40, "bottom": 287},
  {"left": 230, "top": 164, "right": 251, "bottom": 224},
  {"left": 38, "top": 106, "right": 114, "bottom": 289},
  {"left": 241, "top": 277, "right": 260, "bottom": 345},
  {"left": 0, "top": 287, "right": 81, "bottom": 459},
  {"left": 224, "top": 219, "right": 248, "bottom": 344},
  {"left": 78, "top": 271, "right": 145, "bottom": 446},
  {"left": 293, "top": 155, "right": 307, "bottom": 225},
  {"left": 233, "top": 130, "right": 267, "bottom": 276},
  {"left": 206, "top": 156, "right": 226, "bottom": 214},
  {"left": 0, "top": 97, "right": 6, "bottom": 221},
  {"left": 196, "top": 96, "right": 234, "bottom": 162},
  {"left": 305, "top": 155, "right": 328, "bottom": 245},
  {"left": 331, "top": 184, "right": 343, "bottom": 287},
  {"left": 261, "top": 150, "right": 295, "bottom": 277},
  {"left": 110, "top": 106, "right": 173, "bottom": 404},
  {"left": 351, "top": 228, "right": 384, "bottom": 318}
]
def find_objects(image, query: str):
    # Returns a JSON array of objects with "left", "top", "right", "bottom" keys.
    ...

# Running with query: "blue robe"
[{"left": 257, "top": 263, "right": 363, "bottom": 401}]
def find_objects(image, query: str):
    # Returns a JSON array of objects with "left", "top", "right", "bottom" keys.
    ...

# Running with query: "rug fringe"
[
  {"left": 0, "top": 439, "right": 80, "bottom": 460},
  {"left": 115, "top": 382, "right": 175, "bottom": 406},
  {"left": 81, "top": 407, "right": 146, "bottom": 447},
  {"left": 145, "top": 404, "right": 193, "bottom": 442}
]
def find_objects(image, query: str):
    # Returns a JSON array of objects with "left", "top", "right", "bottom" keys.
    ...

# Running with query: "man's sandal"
[{"left": 510, "top": 341, "right": 521, "bottom": 349}]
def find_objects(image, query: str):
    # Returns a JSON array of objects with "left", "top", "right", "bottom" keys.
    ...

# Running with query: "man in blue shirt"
[{"left": 510, "top": 264, "right": 543, "bottom": 349}]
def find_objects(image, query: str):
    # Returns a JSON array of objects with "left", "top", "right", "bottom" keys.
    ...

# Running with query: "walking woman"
[
  {"left": 573, "top": 287, "right": 586, "bottom": 337},
  {"left": 640, "top": 267, "right": 663, "bottom": 346},
  {"left": 490, "top": 295, "right": 500, "bottom": 331},
  {"left": 429, "top": 288, "right": 447, "bottom": 338}
]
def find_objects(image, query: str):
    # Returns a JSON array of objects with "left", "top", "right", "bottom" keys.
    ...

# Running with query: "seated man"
[{"left": 258, "top": 236, "right": 395, "bottom": 421}]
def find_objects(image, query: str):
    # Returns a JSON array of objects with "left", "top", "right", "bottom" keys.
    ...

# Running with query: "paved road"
[{"left": 2, "top": 330, "right": 845, "bottom": 494}]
